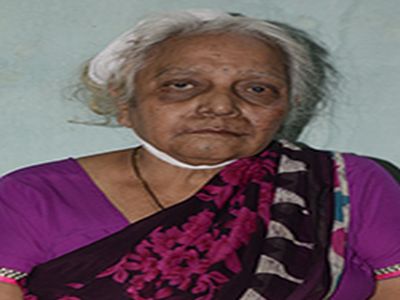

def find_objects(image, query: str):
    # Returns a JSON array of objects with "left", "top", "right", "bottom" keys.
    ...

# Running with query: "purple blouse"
[{"left": 0, "top": 154, "right": 399, "bottom": 298}]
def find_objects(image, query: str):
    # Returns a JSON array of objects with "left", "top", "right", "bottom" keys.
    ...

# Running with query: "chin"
[{"left": 170, "top": 142, "right": 248, "bottom": 165}]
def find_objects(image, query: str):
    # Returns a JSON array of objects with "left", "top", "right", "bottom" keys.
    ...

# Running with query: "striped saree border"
[
  {"left": 0, "top": 267, "right": 28, "bottom": 283},
  {"left": 0, "top": 276, "right": 18, "bottom": 285},
  {"left": 375, "top": 263, "right": 400, "bottom": 280},
  {"left": 324, "top": 152, "right": 351, "bottom": 299}
]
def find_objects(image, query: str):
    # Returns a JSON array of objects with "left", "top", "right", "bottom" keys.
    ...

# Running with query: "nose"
[{"left": 196, "top": 89, "right": 241, "bottom": 117}]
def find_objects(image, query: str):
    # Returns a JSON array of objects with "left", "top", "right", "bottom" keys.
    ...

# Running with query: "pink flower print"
[
  {"left": 159, "top": 247, "right": 199, "bottom": 276},
  {"left": 164, "top": 272, "right": 193, "bottom": 291},
  {"left": 224, "top": 251, "right": 242, "bottom": 273},
  {"left": 179, "top": 210, "right": 215, "bottom": 244},
  {"left": 333, "top": 158, "right": 343, "bottom": 189},
  {"left": 65, "top": 283, "right": 84, "bottom": 289},
  {"left": 96, "top": 255, "right": 130, "bottom": 283},
  {"left": 127, "top": 275, "right": 167, "bottom": 300},
  {"left": 208, "top": 271, "right": 229, "bottom": 284},
  {"left": 57, "top": 297, "right": 80, "bottom": 300},
  {"left": 23, "top": 296, "right": 38, "bottom": 300},
  {"left": 154, "top": 287, "right": 173, "bottom": 299},
  {"left": 197, "top": 295, "right": 214, "bottom": 300},
  {"left": 158, "top": 247, "right": 202, "bottom": 290},
  {"left": 220, "top": 158, "right": 255, "bottom": 185},
  {"left": 141, "top": 258, "right": 160, "bottom": 282},
  {"left": 232, "top": 194, "right": 245, "bottom": 206},
  {"left": 136, "top": 239, "right": 154, "bottom": 252},
  {"left": 127, "top": 241, "right": 153, "bottom": 263},
  {"left": 221, "top": 155, "right": 276, "bottom": 186},
  {"left": 207, "top": 235, "right": 235, "bottom": 263},
  {"left": 231, "top": 206, "right": 257, "bottom": 227},
  {"left": 150, "top": 226, "right": 183, "bottom": 254},
  {"left": 192, "top": 274, "right": 214, "bottom": 294},
  {"left": 258, "top": 182, "right": 275, "bottom": 226},
  {"left": 126, "top": 286, "right": 146, "bottom": 300},
  {"left": 260, "top": 153, "right": 277, "bottom": 170},
  {"left": 192, "top": 271, "right": 228, "bottom": 296},
  {"left": 186, "top": 210, "right": 214, "bottom": 230},
  {"left": 332, "top": 228, "right": 346, "bottom": 257},
  {"left": 197, "top": 185, "right": 234, "bottom": 208},
  {"left": 126, "top": 256, "right": 160, "bottom": 282},
  {"left": 127, "top": 275, "right": 146, "bottom": 293},
  {"left": 206, "top": 209, "right": 256, "bottom": 273},
  {"left": 126, "top": 245, "right": 160, "bottom": 282},
  {"left": 229, "top": 207, "right": 258, "bottom": 247},
  {"left": 193, "top": 233, "right": 214, "bottom": 252},
  {"left": 126, "top": 290, "right": 147, "bottom": 300}
]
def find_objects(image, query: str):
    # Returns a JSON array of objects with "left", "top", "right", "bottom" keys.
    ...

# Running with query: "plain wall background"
[{"left": 1, "top": 0, "right": 399, "bottom": 175}]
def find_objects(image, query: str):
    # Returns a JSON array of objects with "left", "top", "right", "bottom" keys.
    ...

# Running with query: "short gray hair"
[{"left": 80, "top": 10, "right": 337, "bottom": 140}]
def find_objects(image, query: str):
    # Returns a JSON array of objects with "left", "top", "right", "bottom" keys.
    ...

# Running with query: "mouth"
[{"left": 185, "top": 128, "right": 246, "bottom": 137}]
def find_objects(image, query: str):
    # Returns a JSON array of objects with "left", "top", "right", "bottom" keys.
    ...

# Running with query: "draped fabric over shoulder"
[{"left": 19, "top": 141, "right": 349, "bottom": 300}]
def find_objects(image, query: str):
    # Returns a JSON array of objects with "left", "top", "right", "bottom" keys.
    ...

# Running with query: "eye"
[
  {"left": 158, "top": 79, "right": 205, "bottom": 102},
  {"left": 165, "top": 81, "right": 195, "bottom": 91},
  {"left": 247, "top": 85, "right": 269, "bottom": 94},
  {"left": 234, "top": 81, "right": 284, "bottom": 105},
  {"left": 245, "top": 84, "right": 279, "bottom": 96}
]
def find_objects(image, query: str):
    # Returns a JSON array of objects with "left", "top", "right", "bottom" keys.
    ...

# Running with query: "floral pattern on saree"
[
  {"left": 92, "top": 151, "right": 278, "bottom": 299},
  {"left": 22, "top": 141, "right": 348, "bottom": 300}
]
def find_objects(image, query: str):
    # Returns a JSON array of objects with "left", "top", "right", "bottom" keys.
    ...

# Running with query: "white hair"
[{"left": 80, "top": 10, "right": 337, "bottom": 140}]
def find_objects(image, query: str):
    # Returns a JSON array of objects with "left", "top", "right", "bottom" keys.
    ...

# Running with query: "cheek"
[
  {"left": 131, "top": 105, "right": 183, "bottom": 139},
  {"left": 250, "top": 106, "right": 289, "bottom": 133}
]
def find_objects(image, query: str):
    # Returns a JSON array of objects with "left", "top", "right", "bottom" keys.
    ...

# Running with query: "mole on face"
[{"left": 222, "top": 66, "right": 231, "bottom": 74}]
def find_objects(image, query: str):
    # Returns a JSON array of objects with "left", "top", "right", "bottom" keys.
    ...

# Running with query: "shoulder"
[
  {"left": 342, "top": 153, "right": 400, "bottom": 272},
  {"left": 337, "top": 153, "right": 399, "bottom": 230},
  {"left": 0, "top": 159, "right": 80, "bottom": 273},
  {"left": 342, "top": 153, "right": 399, "bottom": 197},
  {"left": 0, "top": 158, "right": 88, "bottom": 225},
  {"left": 1, "top": 158, "right": 78, "bottom": 195},
  {"left": 3, "top": 158, "right": 79, "bottom": 180},
  {"left": 343, "top": 153, "right": 398, "bottom": 177},
  {"left": 1, "top": 148, "right": 131, "bottom": 191}
]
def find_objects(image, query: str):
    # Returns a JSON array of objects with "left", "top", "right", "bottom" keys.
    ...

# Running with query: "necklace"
[{"left": 131, "top": 148, "right": 165, "bottom": 210}]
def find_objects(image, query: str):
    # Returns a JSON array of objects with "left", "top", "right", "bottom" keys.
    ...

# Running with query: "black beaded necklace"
[{"left": 131, "top": 148, "right": 165, "bottom": 210}]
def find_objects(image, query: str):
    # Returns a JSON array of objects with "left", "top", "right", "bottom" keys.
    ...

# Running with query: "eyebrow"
[
  {"left": 154, "top": 67, "right": 288, "bottom": 82},
  {"left": 237, "top": 70, "right": 288, "bottom": 82},
  {"left": 154, "top": 67, "right": 198, "bottom": 78}
]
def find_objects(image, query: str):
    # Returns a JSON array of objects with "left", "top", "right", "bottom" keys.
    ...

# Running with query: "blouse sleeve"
[
  {"left": 345, "top": 154, "right": 400, "bottom": 280},
  {"left": 0, "top": 174, "right": 49, "bottom": 277}
]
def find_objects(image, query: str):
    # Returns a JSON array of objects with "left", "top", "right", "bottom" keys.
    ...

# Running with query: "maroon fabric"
[{"left": 22, "top": 142, "right": 335, "bottom": 300}]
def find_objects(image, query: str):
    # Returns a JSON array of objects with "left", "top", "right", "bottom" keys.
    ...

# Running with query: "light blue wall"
[{"left": 1, "top": 0, "right": 399, "bottom": 174}]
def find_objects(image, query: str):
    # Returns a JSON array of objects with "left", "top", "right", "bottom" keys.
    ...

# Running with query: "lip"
[{"left": 185, "top": 128, "right": 246, "bottom": 137}]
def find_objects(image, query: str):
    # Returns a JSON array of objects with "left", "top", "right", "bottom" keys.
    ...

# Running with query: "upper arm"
[
  {"left": 0, "top": 175, "right": 48, "bottom": 277},
  {"left": 345, "top": 155, "right": 400, "bottom": 296},
  {"left": 370, "top": 277, "right": 400, "bottom": 300},
  {"left": 0, "top": 282, "right": 23, "bottom": 300}
]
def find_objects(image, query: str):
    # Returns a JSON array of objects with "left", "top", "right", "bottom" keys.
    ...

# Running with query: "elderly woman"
[{"left": 0, "top": 9, "right": 399, "bottom": 300}]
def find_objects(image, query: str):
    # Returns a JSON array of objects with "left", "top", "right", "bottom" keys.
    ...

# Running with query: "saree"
[{"left": 21, "top": 140, "right": 350, "bottom": 299}]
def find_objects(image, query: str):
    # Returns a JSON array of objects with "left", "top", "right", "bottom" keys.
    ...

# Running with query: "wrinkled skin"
[{"left": 118, "top": 33, "right": 290, "bottom": 165}]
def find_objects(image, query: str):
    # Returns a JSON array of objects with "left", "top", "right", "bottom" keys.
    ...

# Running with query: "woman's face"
[{"left": 119, "top": 33, "right": 290, "bottom": 165}]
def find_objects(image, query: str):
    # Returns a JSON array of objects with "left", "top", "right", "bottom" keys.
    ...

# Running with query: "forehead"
[{"left": 140, "top": 32, "right": 287, "bottom": 78}]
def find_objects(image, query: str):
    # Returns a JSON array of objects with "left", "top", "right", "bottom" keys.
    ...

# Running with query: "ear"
[
  {"left": 108, "top": 85, "right": 133, "bottom": 128},
  {"left": 115, "top": 100, "right": 133, "bottom": 128}
]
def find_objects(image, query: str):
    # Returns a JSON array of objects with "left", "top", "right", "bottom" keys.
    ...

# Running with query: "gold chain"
[{"left": 131, "top": 148, "right": 165, "bottom": 210}]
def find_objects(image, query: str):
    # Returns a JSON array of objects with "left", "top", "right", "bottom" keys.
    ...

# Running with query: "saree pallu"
[{"left": 22, "top": 140, "right": 350, "bottom": 300}]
